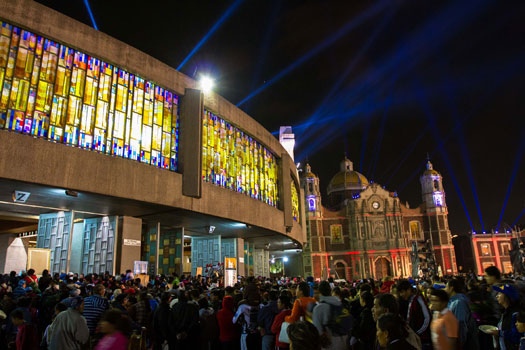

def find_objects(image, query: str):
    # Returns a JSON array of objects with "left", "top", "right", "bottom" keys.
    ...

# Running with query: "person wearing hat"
[
  {"left": 487, "top": 283, "right": 523, "bottom": 350},
  {"left": 47, "top": 296, "right": 89, "bottom": 350}
]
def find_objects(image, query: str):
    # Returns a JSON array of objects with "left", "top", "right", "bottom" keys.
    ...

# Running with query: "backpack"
[
  {"left": 246, "top": 305, "right": 260, "bottom": 334},
  {"left": 321, "top": 300, "right": 353, "bottom": 336}
]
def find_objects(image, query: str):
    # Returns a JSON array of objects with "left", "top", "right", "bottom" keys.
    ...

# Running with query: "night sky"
[{"left": 36, "top": 0, "right": 525, "bottom": 234}]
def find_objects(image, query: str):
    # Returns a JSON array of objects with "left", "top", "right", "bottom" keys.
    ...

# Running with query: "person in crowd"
[
  {"left": 376, "top": 313, "right": 417, "bottom": 350},
  {"left": 485, "top": 266, "right": 504, "bottom": 319},
  {"left": 13, "top": 280, "right": 28, "bottom": 300},
  {"left": 233, "top": 279, "right": 262, "bottom": 350},
  {"left": 95, "top": 309, "right": 131, "bottom": 350},
  {"left": 397, "top": 279, "right": 432, "bottom": 349},
  {"left": 488, "top": 284, "right": 522, "bottom": 350},
  {"left": 429, "top": 288, "right": 459, "bottom": 350},
  {"left": 257, "top": 290, "right": 279, "bottom": 350},
  {"left": 350, "top": 290, "right": 376, "bottom": 350},
  {"left": 152, "top": 292, "right": 172, "bottom": 350},
  {"left": 169, "top": 291, "right": 199, "bottom": 350},
  {"left": 83, "top": 283, "right": 110, "bottom": 336},
  {"left": 271, "top": 294, "right": 292, "bottom": 350},
  {"left": 515, "top": 311, "right": 525, "bottom": 350},
  {"left": 287, "top": 320, "right": 329, "bottom": 350},
  {"left": 380, "top": 277, "right": 395, "bottom": 294},
  {"left": 198, "top": 297, "right": 219, "bottom": 350},
  {"left": 217, "top": 295, "right": 239, "bottom": 350},
  {"left": 47, "top": 297, "right": 89, "bottom": 350},
  {"left": 129, "top": 291, "right": 151, "bottom": 328},
  {"left": 38, "top": 270, "right": 52, "bottom": 292},
  {"left": 372, "top": 293, "right": 421, "bottom": 350},
  {"left": 312, "top": 281, "right": 348, "bottom": 350},
  {"left": 11, "top": 309, "right": 39, "bottom": 350},
  {"left": 445, "top": 278, "right": 479, "bottom": 349},
  {"left": 284, "top": 281, "right": 316, "bottom": 324}
]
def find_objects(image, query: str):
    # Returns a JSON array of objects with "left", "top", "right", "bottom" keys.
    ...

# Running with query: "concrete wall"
[
  {"left": 117, "top": 216, "right": 142, "bottom": 275},
  {"left": 0, "top": 0, "right": 305, "bottom": 245}
]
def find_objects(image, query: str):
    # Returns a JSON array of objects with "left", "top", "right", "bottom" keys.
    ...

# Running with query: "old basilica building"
[{"left": 300, "top": 157, "right": 457, "bottom": 280}]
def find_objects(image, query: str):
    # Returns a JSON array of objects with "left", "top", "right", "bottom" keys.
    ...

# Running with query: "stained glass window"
[
  {"left": 202, "top": 109, "right": 279, "bottom": 208},
  {"left": 0, "top": 21, "right": 179, "bottom": 171},
  {"left": 291, "top": 179, "right": 299, "bottom": 221}
]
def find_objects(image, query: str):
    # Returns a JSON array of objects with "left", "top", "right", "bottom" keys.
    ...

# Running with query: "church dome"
[{"left": 327, "top": 157, "right": 369, "bottom": 195}]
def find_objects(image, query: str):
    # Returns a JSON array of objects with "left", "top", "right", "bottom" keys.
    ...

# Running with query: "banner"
[{"left": 224, "top": 257, "right": 237, "bottom": 287}]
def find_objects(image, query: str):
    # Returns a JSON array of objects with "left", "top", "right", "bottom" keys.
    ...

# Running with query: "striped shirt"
[{"left": 82, "top": 295, "right": 109, "bottom": 334}]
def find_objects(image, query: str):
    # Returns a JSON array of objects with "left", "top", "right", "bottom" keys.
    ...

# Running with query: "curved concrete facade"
[{"left": 0, "top": 0, "right": 305, "bottom": 245}]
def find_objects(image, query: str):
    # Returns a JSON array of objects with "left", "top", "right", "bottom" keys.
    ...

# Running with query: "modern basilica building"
[
  {"left": 0, "top": 0, "right": 305, "bottom": 278},
  {"left": 300, "top": 157, "right": 458, "bottom": 280}
]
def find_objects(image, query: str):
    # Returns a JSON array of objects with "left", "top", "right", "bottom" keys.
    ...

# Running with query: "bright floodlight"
[
  {"left": 199, "top": 76, "right": 215, "bottom": 94},
  {"left": 283, "top": 257, "right": 289, "bottom": 262}
]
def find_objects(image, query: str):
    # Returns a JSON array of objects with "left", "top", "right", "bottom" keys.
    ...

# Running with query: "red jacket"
[
  {"left": 217, "top": 296, "right": 239, "bottom": 342},
  {"left": 271, "top": 309, "right": 291, "bottom": 349},
  {"left": 16, "top": 323, "right": 39, "bottom": 350},
  {"left": 380, "top": 281, "right": 395, "bottom": 294}
]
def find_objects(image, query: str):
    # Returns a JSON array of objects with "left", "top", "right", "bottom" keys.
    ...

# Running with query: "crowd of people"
[{"left": 0, "top": 266, "right": 524, "bottom": 350}]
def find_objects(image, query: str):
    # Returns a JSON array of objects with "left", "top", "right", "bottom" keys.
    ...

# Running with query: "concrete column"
[
  {"left": 179, "top": 88, "right": 203, "bottom": 198},
  {"left": 281, "top": 152, "right": 294, "bottom": 230},
  {"left": 236, "top": 237, "right": 245, "bottom": 277},
  {"left": 116, "top": 216, "right": 142, "bottom": 275}
]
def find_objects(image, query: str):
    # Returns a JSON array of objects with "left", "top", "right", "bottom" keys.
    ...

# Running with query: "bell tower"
[
  {"left": 420, "top": 159, "right": 447, "bottom": 214},
  {"left": 302, "top": 163, "right": 322, "bottom": 218},
  {"left": 419, "top": 158, "right": 457, "bottom": 275}
]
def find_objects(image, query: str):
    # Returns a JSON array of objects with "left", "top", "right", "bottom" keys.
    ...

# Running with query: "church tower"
[
  {"left": 420, "top": 159, "right": 447, "bottom": 214},
  {"left": 302, "top": 163, "right": 322, "bottom": 218},
  {"left": 419, "top": 159, "right": 457, "bottom": 274}
]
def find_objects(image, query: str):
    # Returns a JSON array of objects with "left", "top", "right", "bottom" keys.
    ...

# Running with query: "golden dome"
[{"left": 329, "top": 171, "right": 369, "bottom": 187}]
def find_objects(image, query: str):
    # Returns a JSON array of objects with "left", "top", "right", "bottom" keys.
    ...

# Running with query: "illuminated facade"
[
  {"left": 202, "top": 109, "right": 279, "bottom": 207},
  {"left": 0, "top": 21, "right": 179, "bottom": 171},
  {"left": 301, "top": 157, "right": 457, "bottom": 281},
  {"left": 0, "top": 0, "right": 306, "bottom": 278}
]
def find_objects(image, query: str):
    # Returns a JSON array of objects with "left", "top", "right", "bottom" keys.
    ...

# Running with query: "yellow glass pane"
[
  {"left": 143, "top": 98, "right": 153, "bottom": 125},
  {"left": 152, "top": 124, "right": 161, "bottom": 150},
  {"left": 150, "top": 234, "right": 156, "bottom": 241},
  {"left": 40, "top": 51, "right": 57, "bottom": 83},
  {"left": 149, "top": 255, "right": 155, "bottom": 263},
  {"left": 0, "top": 80, "right": 11, "bottom": 110},
  {"left": 133, "top": 87, "right": 143, "bottom": 114},
  {"left": 141, "top": 125, "right": 152, "bottom": 151},
  {"left": 0, "top": 36, "right": 9, "bottom": 67},
  {"left": 115, "top": 84, "right": 127, "bottom": 112},
  {"left": 163, "top": 239, "right": 169, "bottom": 246},
  {"left": 80, "top": 104, "right": 95, "bottom": 134},
  {"left": 70, "top": 67, "right": 85, "bottom": 97},
  {"left": 84, "top": 76, "right": 97, "bottom": 106},
  {"left": 163, "top": 258, "right": 169, "bottom": 265},
  {"left": 113, "top": 110, "right": 125, "bottom": 139},
  {"left": 162, "top": 133, "right": 171, "bottom": 157},
  {"left": 50, "top": 96, "right": 67, "bottom": 127},
  {"left": 54, "top": 66, "right": 71, "bottom": 96},
  {"left": 66, "top": 95, "right": 81, "bottom": 126},
  {"left": 154, "top": 100, "right": 163, "bottom": 125},
  {"left": 98, "top": 73, "right": 111, "bottom": 102},
  {"left": 95, "top": 100, "right": 108, "bottom": 129},
  {"left": 163, "top": 107, "right": 171, "bottom": 132},
  {"left": 9, "top": 78, "right": 29, "bottom": 111},
  {"left": 35, "top": 80, "right": 53, "bottom": 112}
]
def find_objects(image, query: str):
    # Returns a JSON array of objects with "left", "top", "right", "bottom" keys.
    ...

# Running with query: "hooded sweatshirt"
[
  {"left": 447, "top": 293, "right": 479, "bottom": 350},
  {"left": 312, "top": 295, "right": 342, "bottom": 336},
  {"left": 217, "top": 296, "right": 239, "bottom": 342}
]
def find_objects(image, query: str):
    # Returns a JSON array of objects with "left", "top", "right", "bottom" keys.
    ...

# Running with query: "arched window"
[{"left": 309, "top": 198, "right": 316, "bottom": 211}]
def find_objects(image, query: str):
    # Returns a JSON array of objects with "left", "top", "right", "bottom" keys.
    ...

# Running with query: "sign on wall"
[{"left": 330, "top": 224, "right": 344, "bottom": 244}]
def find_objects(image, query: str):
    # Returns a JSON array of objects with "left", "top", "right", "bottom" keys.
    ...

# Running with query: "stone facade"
[{"left": 301, "top": 157, "right": 457, "bottom": 280}]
